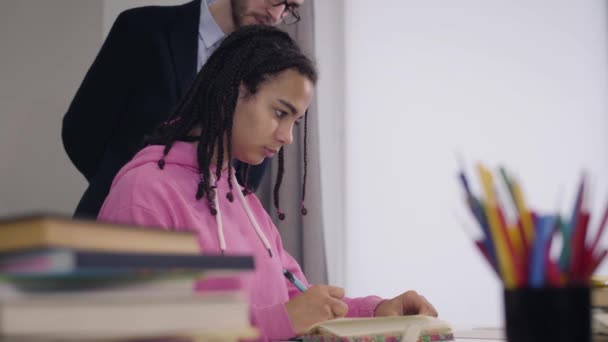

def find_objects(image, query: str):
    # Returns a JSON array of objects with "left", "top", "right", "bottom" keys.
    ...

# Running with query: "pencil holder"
[{"left": 504, "top": 287, "right": 590, "bottom": 342}]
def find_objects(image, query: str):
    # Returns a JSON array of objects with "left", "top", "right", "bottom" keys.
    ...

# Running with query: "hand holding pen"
[
  {"left": 282, "top": 269, "right": 349, "bottom": 335},
  {"left": 283, "top": 269, "right": 308, "bottom": 292}
]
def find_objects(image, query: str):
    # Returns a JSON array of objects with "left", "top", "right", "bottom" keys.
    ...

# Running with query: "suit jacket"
[{"left": 62, "top": 0, "right": 267, "bottom": 218}]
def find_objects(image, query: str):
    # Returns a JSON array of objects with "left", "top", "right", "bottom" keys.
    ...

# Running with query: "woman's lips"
[{"left": 264, "top": 147, "right": 277, "bottom": 158}]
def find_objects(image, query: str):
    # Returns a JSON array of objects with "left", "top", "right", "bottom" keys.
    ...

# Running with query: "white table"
[{"left": 453, "top": 327, "right": 506, "bottom": 341}]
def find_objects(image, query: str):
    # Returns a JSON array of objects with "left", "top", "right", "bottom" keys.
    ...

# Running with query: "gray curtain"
[{"left": 256, "top": 0, "right": 327, "bottom": 285}]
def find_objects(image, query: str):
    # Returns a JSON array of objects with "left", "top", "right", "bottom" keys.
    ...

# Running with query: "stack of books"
[
  {"left": 0, "top": 214, "right": 258, "bottom": 341},
  {"left": 592, "top": 276, "right": 608, "bottom": 340}
]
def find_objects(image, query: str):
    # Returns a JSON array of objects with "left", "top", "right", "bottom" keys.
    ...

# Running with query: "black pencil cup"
[{"left": 504, "top": 287, "right": 590, "bottom": 342}]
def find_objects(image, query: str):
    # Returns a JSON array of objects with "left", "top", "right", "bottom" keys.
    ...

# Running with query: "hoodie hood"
[{"left": 112, "top": 141, "right": 232, "bottom": 189}]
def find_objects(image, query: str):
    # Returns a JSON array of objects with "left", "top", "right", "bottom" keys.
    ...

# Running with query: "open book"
[{"left": 301, "top": 315, "right": 453, "bottom": 342}]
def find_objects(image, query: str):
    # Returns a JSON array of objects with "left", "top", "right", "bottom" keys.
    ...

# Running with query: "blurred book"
[
  {"left": 593, "top": 275, "right": 608, "bottom": 287},
  {"left": 0, "top": 213, "right": 258, "bottom": 341},
  {"left": 593, "top": 275, "right": 608, "bottom": 309},
  {"left": 0, "top": 291, "right": 256, "bottom": 341},
  {"left": 593, "top": 309, "right": 608, "bottom": 341},
  {"left": 0, "top": 247, "right": 253, "bottom": 275},
  {"left": 594, "top": 288, "right": 608, "bottom": 308},
  {"left": 589, "top": 279, "right": 608, "bottom": 342},
  {"left": 0, "top": 248, "right": 253, "bottom": 295},
  {"left": 0, "top": 214, "right": 199, "bottom": 254}
]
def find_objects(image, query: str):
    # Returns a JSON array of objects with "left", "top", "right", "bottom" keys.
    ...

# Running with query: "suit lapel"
[{"left": 169, "top": 0, "right": 200, "bottom": 99}]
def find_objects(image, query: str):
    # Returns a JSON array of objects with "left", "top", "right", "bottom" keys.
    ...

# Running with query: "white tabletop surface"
[{"left": 453, "top": 327, "right": 506, "bottom": 341}]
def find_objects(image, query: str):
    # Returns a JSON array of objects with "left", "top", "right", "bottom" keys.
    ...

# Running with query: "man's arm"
[{"left": 62, "top": 11, "right": 141, "bottom": 181}]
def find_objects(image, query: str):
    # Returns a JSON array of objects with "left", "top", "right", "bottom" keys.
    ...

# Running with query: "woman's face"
[{"left": 231, "top": 69, "right": 314, "bottom": 165}]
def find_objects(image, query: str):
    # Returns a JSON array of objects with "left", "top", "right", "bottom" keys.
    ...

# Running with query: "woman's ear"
[{"left": 239, "top": 82, "right": 252, "bottom": 100}]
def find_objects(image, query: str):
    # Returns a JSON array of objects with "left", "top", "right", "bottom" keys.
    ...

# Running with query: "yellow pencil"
[
  {"left": 478, "top": 164, "right": 517, "bottom": 288},
  {"left": 508, "top": 225, "right": 525, "bottom": 263},
  {"left": 511, "top": 180, "right": 535, "bottom": 248}
]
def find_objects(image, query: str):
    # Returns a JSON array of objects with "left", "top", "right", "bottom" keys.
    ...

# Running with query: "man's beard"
[{"left": 230, "top": 0, "right": 247, "bottom": 28}]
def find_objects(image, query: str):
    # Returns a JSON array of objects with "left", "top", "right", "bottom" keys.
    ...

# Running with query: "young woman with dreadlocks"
[{"left": 98, "top": 25, "right": 437, "bottom": 341}]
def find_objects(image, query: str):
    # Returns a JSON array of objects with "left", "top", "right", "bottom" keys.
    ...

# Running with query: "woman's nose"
[{"left": 276, "top": 123, "right": 294, "bottom": 145}]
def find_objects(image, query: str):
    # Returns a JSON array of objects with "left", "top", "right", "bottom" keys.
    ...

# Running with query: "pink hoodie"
[{"left": 98, "top": 142, "right": 383, "bottom": 341}]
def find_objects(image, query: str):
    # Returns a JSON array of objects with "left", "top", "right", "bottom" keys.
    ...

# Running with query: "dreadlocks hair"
[
  {"left": 273, "top": 149, "right": 286, "bottom": 220},
  {"left": 300, "top": 110, "right": 309, "bottom": 215},
  {"left": 145, "top": 25, "right": 318, "bottom": 219}
]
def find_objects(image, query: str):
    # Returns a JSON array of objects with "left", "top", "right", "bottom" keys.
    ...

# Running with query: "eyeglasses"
[{"left": 265, "top": 0, "right": 301, "bottom": 25}]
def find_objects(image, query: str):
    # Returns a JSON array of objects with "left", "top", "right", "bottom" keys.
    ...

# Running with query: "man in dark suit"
[{"left": 62, "top": 0, "right": 304, "bottom": 218}]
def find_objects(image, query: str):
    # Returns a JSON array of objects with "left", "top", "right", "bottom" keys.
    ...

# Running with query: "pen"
[{"left": 283, "top": 269, "right": 307, "bottom": 292}]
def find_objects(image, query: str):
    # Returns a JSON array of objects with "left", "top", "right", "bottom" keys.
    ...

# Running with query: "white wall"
[
  {"left": 314, "top": 0, "right": 346, "bottom": 287},
  {"left": 343, "top": 0, "right": 608, "bottom": 326},
  {"left": 0, "top": 1, "right": 102, "bottom": 217},
  {"left": 0, "top": 1, "right": 189, "bottom": 218}
]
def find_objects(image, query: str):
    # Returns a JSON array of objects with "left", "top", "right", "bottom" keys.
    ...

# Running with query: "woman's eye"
[{"left": 274, "top": 109, "right": 288, "bottom": 118}]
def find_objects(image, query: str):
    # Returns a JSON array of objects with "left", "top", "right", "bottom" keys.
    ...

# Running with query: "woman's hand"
[
  {"left": 285, "top": 284, "right": 349, "bottom": 335},
  {"left": 374, "top": 290, "right": 438, "bottom": 317}
]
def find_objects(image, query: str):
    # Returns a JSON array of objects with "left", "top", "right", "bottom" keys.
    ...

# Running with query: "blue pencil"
[
  {"left": 459, "top": 171, "right": 498, "bottom": 269},
  {"left": 529, "top": 215, "right": 555, "bottom": 288}
]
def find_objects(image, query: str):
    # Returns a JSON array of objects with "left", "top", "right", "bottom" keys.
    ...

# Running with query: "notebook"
[{"left": 301, "top": 315, "right": 453, "bottom": 342}]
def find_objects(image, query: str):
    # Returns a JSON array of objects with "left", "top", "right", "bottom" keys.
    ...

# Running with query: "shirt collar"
[{"left": 199, "top": 0, "right": 225, "bottom": 50}]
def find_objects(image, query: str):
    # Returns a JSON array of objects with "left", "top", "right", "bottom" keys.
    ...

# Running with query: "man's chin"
[{"left": 238, "top": 16, "right": 258, "bottom": 28}]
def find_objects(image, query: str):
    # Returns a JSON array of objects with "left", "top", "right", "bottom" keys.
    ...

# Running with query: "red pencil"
[
  {"left": 545, "top": 257, "right": 562, "bottom": 287},
  {"left": 516, "top": 217, "right": 529, "bottom": 271},
  {"left": 570, "top": 211, "right": 590, "bottom": 282}
]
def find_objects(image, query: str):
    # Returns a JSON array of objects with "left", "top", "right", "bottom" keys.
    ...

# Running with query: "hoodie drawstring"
[
  {"left": 209, "top": 171, "right": 273, "bottom": 257},
  {"left": 210, "top": 174, "right": 227, "bottom": 255}
]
